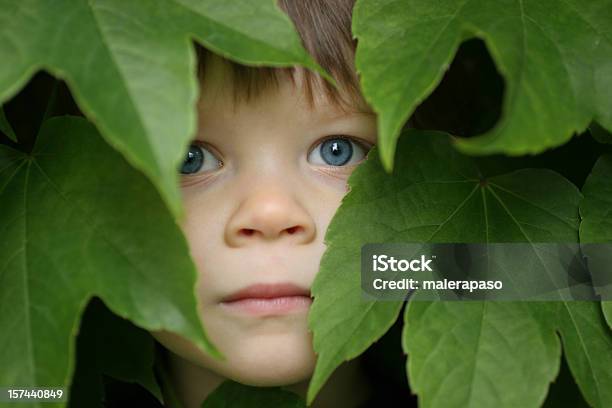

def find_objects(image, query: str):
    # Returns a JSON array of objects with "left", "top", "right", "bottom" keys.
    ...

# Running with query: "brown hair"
[{"left": 195, "top": 0, "right": 364, "bottom": 111}]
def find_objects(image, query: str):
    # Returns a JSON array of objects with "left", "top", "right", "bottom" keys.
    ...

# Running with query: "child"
[{"left": 150, "top": 1, "right": 377, "bottom": 406}]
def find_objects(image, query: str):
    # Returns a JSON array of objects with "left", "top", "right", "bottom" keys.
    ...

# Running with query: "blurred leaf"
[
  {"left": 0, "top": 106, "right": 16, "bottom": 142},
  {"left": 353, "top": 0, "right": 612, "bottom": 170},
  {"left": 590, "top": 122, "right": 612, "bottom": 144},
  {"left": 0, "top": 0, "right": 326, "bottom": 217},
  {"left": 0, "top": 117, "right": 217, "bottom": 408}
]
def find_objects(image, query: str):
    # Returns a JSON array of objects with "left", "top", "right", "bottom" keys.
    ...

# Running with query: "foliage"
[
  {"left": 0, "top": 107, "right": 16, "bottom": 142},
  {"left": 308, "top": 132, "right": 612, "bottom": 407},
  {"left": 0, "top": 0, "right": 611, "bottom": 407},
  {"left": 0, "top": 0, "right": 325, "bottom": 218},
  {"left": 0, "top": 117, "right": 216, "bottom": 407},
  {"left": 353, "top": 0, "right": 612, "bottom": 170},
  {"left": 580, "top": 155, "right": 612, "bottom": 328}
]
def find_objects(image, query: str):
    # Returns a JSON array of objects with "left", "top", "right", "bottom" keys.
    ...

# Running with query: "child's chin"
[
  {"left": 151, "top": 325, "right": 317, "bottom": 386},
  {"left": 226, "top": 364, "right": 314, "bottom": 387},
  {"left": 218, "top": 338, "right": 317, "bottom": 386}
]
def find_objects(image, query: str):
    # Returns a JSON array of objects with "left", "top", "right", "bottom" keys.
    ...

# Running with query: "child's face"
[{"left": 152, "top": 58, "right": 376, "bottom": 386}]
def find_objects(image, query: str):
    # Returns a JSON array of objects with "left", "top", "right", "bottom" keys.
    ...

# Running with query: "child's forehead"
[{"left": 197, "top": 53, "right": 372, "bottom": 117}]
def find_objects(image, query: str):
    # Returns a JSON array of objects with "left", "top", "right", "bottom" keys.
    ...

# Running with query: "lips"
[
  {"left": 220, "top": 283, "right": 312, "bottom": 316},
  {"left": 222, "top": 282, "right": 310, "bottom": 302}
]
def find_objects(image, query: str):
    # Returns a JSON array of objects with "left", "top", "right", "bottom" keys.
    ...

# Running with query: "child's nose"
[{"left": 224, "top": 189, "right": 316, "bottom": 247}]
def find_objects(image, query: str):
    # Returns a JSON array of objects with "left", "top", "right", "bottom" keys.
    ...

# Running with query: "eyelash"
[
  {"left": 307, "top": 135, "right": 373, "bottom": 164},
  {"left": 179, "top": 135, "right": 373, "bottom": 178},
  {"left": 179, "top": 141, "right": 223, "bottom": 177}
]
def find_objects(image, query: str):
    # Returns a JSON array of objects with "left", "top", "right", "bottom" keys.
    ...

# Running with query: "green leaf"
[
  {"left": 0, "top": 0, "right": 326, "bottom": 218},
  {"left": 202, "top": 381, "right": 305, "bottom": 408},
  {"left": 553, "top": 155, "right": 612, "bottom": 408},
  {"left": 579, "top": 155, "right": 612, "bottom": 329},
  {"left": 555, "top": 301, "right": 612, "bottom": 408},
  {"left": 590, "top": 122, "right": 612, "bottom": 144},
  {"left": 0, "top": 116, "right": 217, "bottom": 407},
  {"left": 69, "top": 298, "right": 162, "bottom": 407},
  {"left": 604, "top": 303, "right": 612, "bottom": 329},
  {"left": 309, "top": 129, "right": 590, "bottom": 407},
  {"left": 407, "top": 302, "right": 612, "bottom": 408},
  {"left": 404, "top": 302, "right": 560, "bottom": 407},
  {"left": 580, "top": 155, "right": 612, "bottom": 245},
  {"left": 353, "top": 0, "right": 612, "bottom": 170},
  {"left": 0, "top": 106, "right": 16, "bottom": 142}
]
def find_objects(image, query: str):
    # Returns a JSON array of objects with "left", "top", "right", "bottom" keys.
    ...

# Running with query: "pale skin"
[{"left": 151, "top": 56, "right": 377, "bottom": 407}]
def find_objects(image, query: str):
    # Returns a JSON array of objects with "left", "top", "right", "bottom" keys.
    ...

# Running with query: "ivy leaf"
[
  {"left": 353, "top": 0, "right": 612, "bottom": 170},
  {"left": 0, "top": 0, "right": 326, "bottom": 218},
  {"left": 69, "top": 298, "right": 162, "bottom": 407},
  {"left": 0, "top": 117, "right": 217, "bottom": 407},
  {"left": 202, "top": 381, "right": 305, "bottom": 408},
  {"left": 579, "top": 155, "right": 612, "bottom": 328},
  {"left": 308, "top": 129, "right": 609, "bottom": 407},
  {"left": 0, "top": 106, "right": 16, "bottom": 142}
]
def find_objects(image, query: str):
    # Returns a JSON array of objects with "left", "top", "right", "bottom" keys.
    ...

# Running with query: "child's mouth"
[{"left": 220, "top": 282, "right": 312, "bottom": 316}]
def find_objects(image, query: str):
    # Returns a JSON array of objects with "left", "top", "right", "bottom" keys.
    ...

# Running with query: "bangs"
[{"left": 195, "top": 0, "right": 364, "bottom": 112}]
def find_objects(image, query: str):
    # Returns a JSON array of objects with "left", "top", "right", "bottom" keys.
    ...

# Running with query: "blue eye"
[
  {"left": 308, "top": 137, "right": 368, "bottom": 166},
  {"left": 179, "top": 143, "right": 222, "bottom": 174}
]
